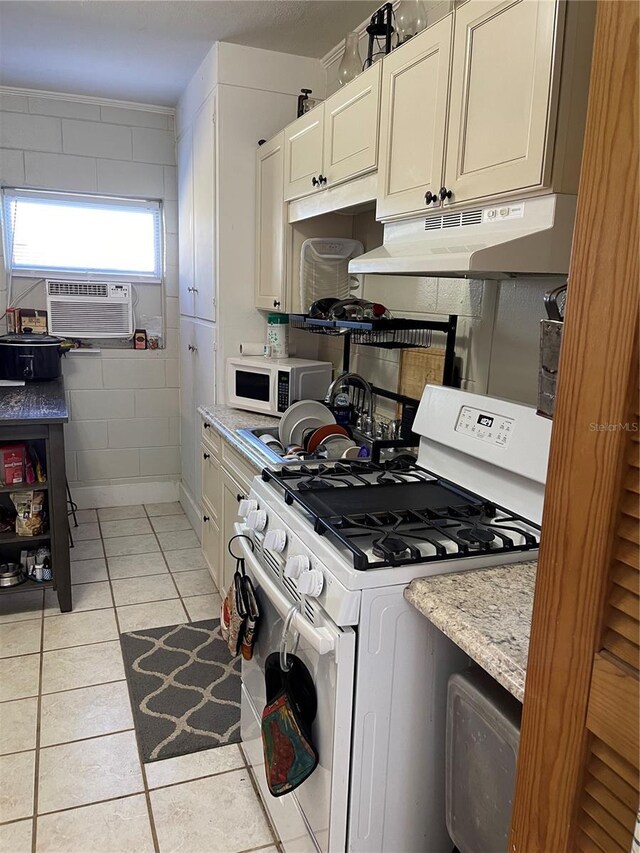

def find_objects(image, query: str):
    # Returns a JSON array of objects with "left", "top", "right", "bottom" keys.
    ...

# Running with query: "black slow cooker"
[{"left": 0, "top": 331, "right": 67, "bottom": 381}]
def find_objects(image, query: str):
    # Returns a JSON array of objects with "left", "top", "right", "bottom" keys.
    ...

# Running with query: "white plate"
[
  {"left": 289, "top": 416, "right": 331, "bottom": 448},
  {"left": 279, "top": 400, "right": 335, "bottom": 446}
]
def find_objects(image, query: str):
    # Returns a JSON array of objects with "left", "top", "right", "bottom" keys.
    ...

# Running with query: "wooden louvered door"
[
  {"left": 509, "top": 1, "right": 639, "bottom": 851},
  {"left": 576, "top": 395, "right": 639, "bottom": 852}
]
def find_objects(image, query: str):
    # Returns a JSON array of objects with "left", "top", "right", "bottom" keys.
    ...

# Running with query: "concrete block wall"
[{"left": 0, "top": 88, "right": 180, "bottom": 508}]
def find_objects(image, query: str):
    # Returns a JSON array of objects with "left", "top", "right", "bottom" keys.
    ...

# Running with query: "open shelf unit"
[{"left": 290, "top": 314, "right": 459, "bottom": 462}]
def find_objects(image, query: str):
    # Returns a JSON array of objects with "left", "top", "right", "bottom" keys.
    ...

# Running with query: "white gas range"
[{"left": 235, "top": 386, "right": 551, "bottom": 853}]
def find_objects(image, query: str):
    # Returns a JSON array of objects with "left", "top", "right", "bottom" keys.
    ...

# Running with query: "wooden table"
[{"left": 0, "top": 378, "right": 71, "bottom": 611}]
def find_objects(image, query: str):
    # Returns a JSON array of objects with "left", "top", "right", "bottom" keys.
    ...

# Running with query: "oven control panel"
[{"left": 455, "top": 406, "right": 515, "bottom": 448}]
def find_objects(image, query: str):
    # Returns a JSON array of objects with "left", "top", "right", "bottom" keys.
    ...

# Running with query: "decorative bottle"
[{"left": 338, "top": 32, "right": 361, "bottom": 87}]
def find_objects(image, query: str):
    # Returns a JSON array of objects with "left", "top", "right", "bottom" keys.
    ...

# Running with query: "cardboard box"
[
  {"left": 0, "top": 444, "right": 26, "bottom": 485},
  {"left": 18, "top": 309, "right": 48, "bottom": 334}
]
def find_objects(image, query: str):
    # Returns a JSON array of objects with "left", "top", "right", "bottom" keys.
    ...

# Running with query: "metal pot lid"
[{"left": 0, "top": 332, "right": 62, "bottom": 345}]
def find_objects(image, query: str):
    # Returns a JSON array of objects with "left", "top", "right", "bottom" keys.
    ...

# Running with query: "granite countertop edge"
[
  {"left": 198, "top": 404, "right": 279, "bottom": 470},
  {"left": 405, "top": 561, "right": 537, "bottom": 703}
]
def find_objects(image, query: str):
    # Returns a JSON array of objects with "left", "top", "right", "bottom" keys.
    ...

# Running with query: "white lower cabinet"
[
  {"left": 201, "top": 499, "right": 221, "bottom": 590},
  {"left": 198, "top": 417, "right": 256, "bottom": 596}
]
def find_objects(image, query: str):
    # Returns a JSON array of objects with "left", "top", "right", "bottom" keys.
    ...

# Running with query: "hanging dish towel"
[
  {"left": 220, "top": 552, "right": 260, "bottom": 659},
  {"left": 261, "top": 651, "right": 318, "bottom": 796}
]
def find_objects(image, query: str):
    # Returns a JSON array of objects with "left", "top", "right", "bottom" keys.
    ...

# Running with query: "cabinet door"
[
  {"left": 201, "top": 443, "right": 221, "bottom": 524},
  {"left": 283, "top": 106, "right": 324, "bottom": 201},
  {"left": 177, "top": 127, "right": 195, "bottom": 317},
  {"left": 323, "top": 63, "right": 382, "bottom": 188},
  {"left": 255, "top": 133, "right": 286, "bottom": 312},
  {"left": 221, "top": 470, "right": 248, "bottom": 593},
  {"left": 201, "top": 501, "right": 221, "bottom": 591},
  {"left": 192, "top": 320, "right": 216, "bottom": 510},
  {"left": 192, "top": 96, "right": 217, "bottom": 322},
  {"left": 376, "top": 15, "right": 453, "bottom": 220},
  {"left": 179, "top": 317, "right": 196, "bottom": 497},
  {"left": 444, "top": 0, "right": 559, "bottom": 205}
]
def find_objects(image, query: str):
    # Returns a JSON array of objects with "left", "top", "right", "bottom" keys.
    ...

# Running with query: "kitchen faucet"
[{"left": 324, "top": 372, "right": 375, "bottom": 422}]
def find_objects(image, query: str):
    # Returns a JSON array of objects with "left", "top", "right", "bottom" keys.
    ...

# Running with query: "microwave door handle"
[{"left": 234, "top": 524, "right": 335, "bottom": 656}]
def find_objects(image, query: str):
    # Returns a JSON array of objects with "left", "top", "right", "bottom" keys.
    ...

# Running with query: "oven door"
[
  {"left": 227, "top": 360, "right": 277, "bottom": 415},
  {"left": 235, "top": 530, "right": 356, "bottom": 853}
]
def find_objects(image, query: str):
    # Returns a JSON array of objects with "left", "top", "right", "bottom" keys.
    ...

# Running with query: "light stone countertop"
[
  {"left": 198, "top": 403, "right": 280, "bottom": 470},
  {"left": 404, "top": 561, "right": 537, "bottom": 702}
]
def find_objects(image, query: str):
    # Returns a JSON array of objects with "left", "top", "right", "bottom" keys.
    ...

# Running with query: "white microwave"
[{"left": 226, "top": 356, "right": 333, "bottom": 417}]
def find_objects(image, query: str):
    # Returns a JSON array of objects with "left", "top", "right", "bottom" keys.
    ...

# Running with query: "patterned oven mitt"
[{"left": 261, "top": 652, "right": 318, "bottom": 797}]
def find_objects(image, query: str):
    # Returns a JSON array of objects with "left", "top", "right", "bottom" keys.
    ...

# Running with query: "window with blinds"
[{"left": 1, "top": 188, "right": 163, "bottom": 282}]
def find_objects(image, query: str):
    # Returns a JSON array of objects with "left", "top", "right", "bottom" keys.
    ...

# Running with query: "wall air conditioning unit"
[{"left": 46, "top": 281, "right": 133, "bottom": 338}]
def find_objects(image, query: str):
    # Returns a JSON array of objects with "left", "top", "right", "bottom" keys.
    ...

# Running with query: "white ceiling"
[{"left": 0, "top": 0, "right": 379, "bottom": 106}]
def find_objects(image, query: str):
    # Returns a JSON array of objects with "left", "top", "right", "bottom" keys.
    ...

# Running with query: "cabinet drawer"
[
  {"left": 201, "top": 499, "right": 221, "bottom": 592},
  {"left": 201, "top": 443, "right": 222, "bottom": 522},
  {"left": 201, "top": 420, "right": 221, "bottom": 455},
  {"left": 222, "top": 442, "right": 258, "bottom": 493}
]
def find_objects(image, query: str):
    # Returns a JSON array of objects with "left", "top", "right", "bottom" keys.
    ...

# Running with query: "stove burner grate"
[{"left": 262, "top": 462, "right": 541, "bottom": 571}]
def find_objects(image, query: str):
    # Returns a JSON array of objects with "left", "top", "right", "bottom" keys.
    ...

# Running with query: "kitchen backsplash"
[{"left": 302, "top": 207, "right": 557, "bottom": 410}]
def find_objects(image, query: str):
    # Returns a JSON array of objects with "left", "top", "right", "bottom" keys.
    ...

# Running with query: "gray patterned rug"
[{"left": 120, "top": 619, "right": 241, "bottom": 763}]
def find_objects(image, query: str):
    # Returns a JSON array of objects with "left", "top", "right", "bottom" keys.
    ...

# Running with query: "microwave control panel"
[
  {"left": 455, "top": 406, "right": 515, "bottom": 448},
  {"left": 277, "top": 371, "right": 290, "bottom": 413}
]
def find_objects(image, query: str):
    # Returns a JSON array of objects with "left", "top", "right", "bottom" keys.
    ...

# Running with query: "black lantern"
[{"left": 364, "top": 2, "right": 394, "bottom": 70}]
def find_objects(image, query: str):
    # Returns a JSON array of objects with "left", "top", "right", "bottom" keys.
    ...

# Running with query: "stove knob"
[
  {"left": 247, "top": 509, "right": 267, "bottom": 532},
  {"left": 284, "top": 554, "right": 309, "bottom": 580},
  {"left": 264, "top": 529, "right": 287, "bottom": 553},
  {"left": 296, "top": 567, "right": 324, "bottom": 598},
  {"left": 238, "top": 499, "right": 258, "bottom": 518}
]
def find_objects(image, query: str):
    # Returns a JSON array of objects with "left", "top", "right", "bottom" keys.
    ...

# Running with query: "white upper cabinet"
[
  {"left": 284, "top": 107, "right": 324, "bottom": 201},
  {"left": 177, "top": 126, "right": 195, "bottom": 317},
  {"left": 323, "top": 62, "right": 382, "bottom": 187},
  {"left": 374, "top": 0, "right": 593, "bottom": 219},
  {"left": 255, "top": 132, "right": 286, "bottom": 311},
  {"left": 284, "top": 63, "right": 383, "bottom": 201},
  {"left": 192, "top": 95, "right": 217, "bottom": 322},
  {"left": 376, "top": 14, "right": 453, "bottom": 220},
  {"left": 444, "top": 0, "right": 560, "bottom": 205}
]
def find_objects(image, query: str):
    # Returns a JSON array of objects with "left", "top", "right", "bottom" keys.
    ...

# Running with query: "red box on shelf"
[{"left": 0, "top": 444, "right": 26, "bottom": 485}]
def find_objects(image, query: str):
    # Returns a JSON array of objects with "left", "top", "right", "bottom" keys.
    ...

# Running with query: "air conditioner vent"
[
  {"left": 46, "top": 280, "right": 133, "bottom": 338},
  {"left": 425, "top": 209, "right": 483, "bottom": 231}
]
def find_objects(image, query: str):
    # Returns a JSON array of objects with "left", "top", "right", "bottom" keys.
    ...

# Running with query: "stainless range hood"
[{"left": 349, "top": 194, "right": 577, "bottom": 279}]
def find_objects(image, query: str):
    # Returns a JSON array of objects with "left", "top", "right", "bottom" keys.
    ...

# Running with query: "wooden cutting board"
[{"left": 397, "top": 347, "right": 446, "bottom": 405}]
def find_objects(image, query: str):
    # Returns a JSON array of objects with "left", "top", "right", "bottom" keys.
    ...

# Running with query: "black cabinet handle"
[
  {"left": 203, "top": 515, "right": 210, "bottom": 523},
  {"left": 273, "top": 300, "right": 281, "bottom": 308},
  {"left": 425, "top": 191, "right": 436, "bottom": 205},
  {"left": 236, "top": 493, "right": 245, "bottom": 502},
  {"left": 203, "top": 452, "right": 210, "bottom": 460},
  {"left": 203, "top": 422, "right": 210, "bottom": 429},
  {"left": 312, "top": 176, "right": 319, "bottom": 186},
  {"left": 439, "top": 186, "right": 452, "bottom": 201},
  {"left": 319, "top": 175, "right": 327, "bottom": 185}
]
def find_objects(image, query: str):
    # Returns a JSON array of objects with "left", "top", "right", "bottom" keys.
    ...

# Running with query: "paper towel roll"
[{"left": 239, "top": 342, "right": 268, "bottom": 357}]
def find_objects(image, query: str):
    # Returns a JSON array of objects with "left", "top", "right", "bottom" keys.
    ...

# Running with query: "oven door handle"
[{"left": 234, "top": 525, "right": 336, "bottom": 656}]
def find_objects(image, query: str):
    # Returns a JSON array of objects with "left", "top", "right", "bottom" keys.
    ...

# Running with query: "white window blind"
[{"left": 1, "top": 189, "right": 163, "bottom": 282}]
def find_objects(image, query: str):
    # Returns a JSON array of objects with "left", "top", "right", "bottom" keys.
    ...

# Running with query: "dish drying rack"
[{"left": 290, "top": 313, "right": 459, "bottom": 462}]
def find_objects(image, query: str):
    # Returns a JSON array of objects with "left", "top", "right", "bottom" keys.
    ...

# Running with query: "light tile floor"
[{"left": 0, "top": 503, "right": 280, "bottom": 853}]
